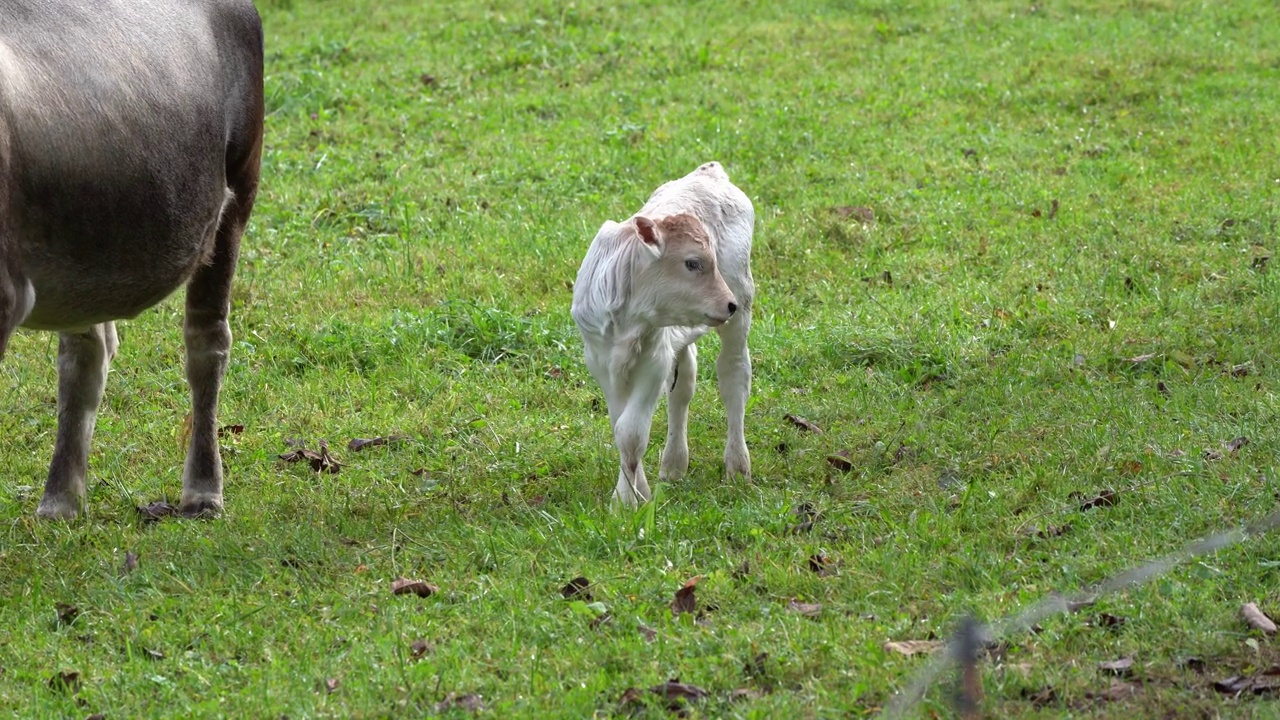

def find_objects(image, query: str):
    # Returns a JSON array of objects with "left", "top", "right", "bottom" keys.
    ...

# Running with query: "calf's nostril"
[{"left": 727, "top": 302, "right": 738, "bottom": 316}]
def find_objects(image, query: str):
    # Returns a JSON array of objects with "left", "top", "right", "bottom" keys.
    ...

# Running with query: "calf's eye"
[{"left": 684, "top": 259, "right": 701, "bottom": 272}]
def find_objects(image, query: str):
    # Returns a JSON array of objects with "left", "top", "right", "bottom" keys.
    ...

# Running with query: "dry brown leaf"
[
  {"left": 48, "top": 670, "right": 81, "bottom": 694},
  {"left": 409, "top": 639, "right": 433, "bottom": 661},
  {"left": 1087, "top": 679, "right": 1140, "bottom": 702},
  {"left": 784, "top": 413, "right": 823, "bottom": 434},
  {"left": 1225, "top": 436, "right": 1250, "bottom": 454},
  {"left": 1242, "top": 602, "right": 1278, "bottom": 634},
  {"left": 1074, "top": 490, "right": 1118, "bottom": 511},
  {"left": 278, "top": 439, "right": 341, "bottom": 474},
  {"left": 826, "top": 450, "right": 854, "bottom": 473},
  {"left": 561, "top": 576, "right": 592, "bottom": 601},
  {"left": 123, "top": 551, "right": 139, "bottom": 574},
  {"left": 671, "top": 576, "right": 700, "bottom": 617},
  {"left": 1098, "top": 656, "right": 1135, "bottom": 676},
  {"left": 638, "top": 624, "right": 657, "bottom": 642},
  {"left": 1127, "top": 353, "right": 1157, "bottom": 364},
  {"left": 137, "top": 501, "right": 179, "bottom": 522},
  {"left": 883, "top": 640, "right": 943, "bottom": 656},
  {"left": 434, "top": 692, "right": 485, "bottom": 713},
  {"left": 55, "top": 602, "right": 79, "bottom": 626},
  {"left": 324, "top": 677, "right": 339, "bottom": 693},
  {"left": 787, "top": 600, "right": 823, "bottom": 618},
  {"left": 650, "top": 679, "right": 710, "bottom": 703},
  {"left": 347, "top": 434, "right": 408, "bottom": 452},
  {"left": 390, "top": 577, "right": 438, "bottom": 598},
  {"left": 217, "top": 424, "right": 245, "bottom": 437},
  {"left": 808, "top": 554, "right": 835, "bottom": 576}
]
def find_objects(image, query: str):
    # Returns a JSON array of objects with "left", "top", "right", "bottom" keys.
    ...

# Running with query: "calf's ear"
[{"left": 634, "top": 215, "right": 662, "bottom": 252}]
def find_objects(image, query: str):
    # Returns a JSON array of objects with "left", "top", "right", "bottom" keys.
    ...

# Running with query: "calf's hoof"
[
  {"left": 724, "top": 448, "right": 751, "bottom": 480},
  {"left": 35, "top": 495, "right": 83, "bottom": 520},
  {"left": 179, "top": 491, "right": 223, "bottom": 519},
  {"left": 659, "top": 446, "right": 689, "bottom": 482}
]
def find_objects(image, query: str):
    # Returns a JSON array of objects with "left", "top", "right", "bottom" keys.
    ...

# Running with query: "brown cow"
[{"left": 0, "top": 0, "right": 265, "bottom": 518}]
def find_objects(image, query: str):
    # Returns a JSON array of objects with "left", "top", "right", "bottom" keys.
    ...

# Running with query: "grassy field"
[{"left": 3, "top": 0, "right": 1280, "bottom": 716}]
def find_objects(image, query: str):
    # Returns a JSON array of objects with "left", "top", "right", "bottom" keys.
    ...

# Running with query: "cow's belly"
[{"left": 19, "top": 184, "right": 228, "bottom": 332}]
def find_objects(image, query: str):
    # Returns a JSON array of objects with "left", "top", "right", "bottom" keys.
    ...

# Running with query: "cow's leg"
[
  {"left": 715, "top": 305, "right": 752, "bottom": 480},
  {"left": 659, "top": 343, "right": 697, "bottom": 481},
  {"left": 180, "top": 180, "right": 256, "bottom": 516},
  {"left": 36, "top": 323, "right": 118, "bottom": 519}
]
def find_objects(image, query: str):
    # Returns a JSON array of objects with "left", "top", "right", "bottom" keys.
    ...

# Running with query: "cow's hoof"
[
  {"left": 35, "top": 496, "right": 82, "bottom": 520},
  {"left": 179, "top": 493, "right": 223, "bottom": 519}
]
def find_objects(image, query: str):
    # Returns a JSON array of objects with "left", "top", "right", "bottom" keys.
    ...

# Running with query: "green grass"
[{"left": 3, "top": 0, "right": 1280, "bottom": 716}]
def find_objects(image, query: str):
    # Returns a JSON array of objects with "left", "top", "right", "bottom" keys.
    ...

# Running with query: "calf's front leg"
[
  {"left": 610, "top": 374, "right": 665, "bottom": 508},
  {"left": 36, "top": 322, "right": 118, "bottom": 519}
]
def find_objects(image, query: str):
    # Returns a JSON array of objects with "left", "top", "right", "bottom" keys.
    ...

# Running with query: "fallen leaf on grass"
[
  {"left": 1021, "top": 686, "right": 1058, "bottom": 707},
  {"left": 1048, "top": 198, "right": 1060, "bottom": 220},
  {"left": 1098, "top": 657, "right": 1134, "bottom": 677},
  {"left": 638, "top": 624, "right": 658, "bottom": 643},
  {"left": 419, "top": 73, "right": 436, "bottom": 86},
  {"left": 620, "top": 680, "right": 710, "bottom": 713},
  {"left": 783, "top": 414, "right": 823, "bottom": 434},
  {"left": 561, "top": 576, "right": 592, "bottom": 601},
  {"left": 390, "top": 577, "right": 438, "bottom": 598},
  {"left": 729, "top": 687, "right": 766, "bottom": 702},
  {"left": 409, "top": 639, "right": 433, "bottom": 661},
  {"left": 1092, "top": 612, "right": 1127, "bottom": 629},
  {"left": 1242, "top": 602, "right": 1277, "bottom": 634},
  {"left": 1087, "top": 679, "right": 1140, "bottom": 702},
  {"left": 826, "top": 450, "right": 854, "bottom": 473},
  {"left": 434, "top": 692, "right": 485, "bottom": 713},
  {"left": 1020, "top": 524, "right": 1071, "bottom": 540},
  {"left": 651, "top": 679, "right": 710, "bottom": 703},
  {"left": 137, "top": 501, "right": 179, "bottom": 522},
  {"left": 55, "top": 603, "right": 79, "bottom": 626},
  {"left": 347, "top": 435, "right": 408, "bottom": 452},
  {"left": 883, "top": 640, "right": 943, "bottom": 656},
  {"left": 1203, "top": 450, "right": 1224, "bottom": 461},
  {"left": 324, "top": 677, "right": 340, "bottom": 693},
  {"left": 787, "top": 600, "right": 823, "bottom": 618},
  {"left": 1224, "top": 436, "right": 1250, "bottom": 454},
  {"left": 1215, "top": 667, "right": 1280, "bottom": 696},
  {"left": 831, "top": 205, "right": 876, "bottom": 223},
  {"left": 144, "top": 648, "right": 165, "bottom": 661},
  {"left": 48, "top": 670, "right": 80, "bottom": 694},
  {"left": 788, "top": 502, "right": 819, "bottom": 534},
  {"left": 808, "top": 554, "right": 835, "bottom": 576},
  {"left": 671, "top": 576, "right": 700, "bottom": 617},
  {"left": 744, "top": 652, "right": 768, "bottom": 679},
  {"left": 217, "top": 424, "right": 244, "bottom": 437},
  {"left": 279, "top": 440, "right": 341, "bottom": 474},
  {"left": 1178, "top": 657, "right": 1207, "bottom": 673},
  {"left": 1073, "top": 490, "right": 1118, "bottom": 511},
  {"left": 123, "top": 551, "right": 139, "bottom": 574},
  {"left": 1126, "top": 353, "right": 1157, "bottom": 364}
]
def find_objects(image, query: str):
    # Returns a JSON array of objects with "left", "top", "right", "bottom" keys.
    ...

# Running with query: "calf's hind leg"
[
  {"left": 36, "top": 323, "right": 119, "bottom": 519},
  {"left": 659, "top": 343, "right": 696, "bottom": 481},
  {"left": 716, "top": 305, "right": 752, "bottom": 480}
]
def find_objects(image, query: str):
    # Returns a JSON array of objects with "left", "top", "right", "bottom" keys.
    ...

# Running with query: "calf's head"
[{"left": 632, "top": 213, "right": 737, "bottom": 327}]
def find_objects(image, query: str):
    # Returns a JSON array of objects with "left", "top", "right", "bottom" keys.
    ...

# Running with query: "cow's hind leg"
[
  {"left": 36, "top": 323, "right": 118, "bottom": 519},
  {"left": 659, "top": 343, "right": 696, "bottom": 481},
  {"left": 181, "top": 181, "right": 257, "bottom": 516},
  {"left": 716, "top": 304, "right": 752, "bottom": 480}
]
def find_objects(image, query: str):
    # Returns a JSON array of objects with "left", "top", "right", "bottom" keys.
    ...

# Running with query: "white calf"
[{"left": 571, "top": 161, "right": 754, "bottom": 506}]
